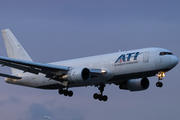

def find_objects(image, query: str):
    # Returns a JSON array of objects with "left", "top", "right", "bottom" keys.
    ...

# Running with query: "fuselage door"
[{"left": 143, "top": 52, "right": 149, "bottom": 63}]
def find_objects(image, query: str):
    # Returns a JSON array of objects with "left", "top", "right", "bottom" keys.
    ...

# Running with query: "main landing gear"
[
  {"left": 58, "top": 81, "right": 73, "bottom": 97},
  {"left": 156, "top": 72, "right": 165, "bottom": 88},
  {"left": 58, "top": 88, "right": 73, "bottom": 97},
  {"left": 93, "top": 84, "right": 108, "bottom": 101}
]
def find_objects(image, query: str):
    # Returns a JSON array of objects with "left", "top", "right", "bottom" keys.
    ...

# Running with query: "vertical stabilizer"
[{"left": 1, "top": 29, "right": 33, "bottom": 74}]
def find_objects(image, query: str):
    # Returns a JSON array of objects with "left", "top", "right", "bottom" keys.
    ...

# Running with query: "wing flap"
[{"left": 0, "top": 61, "right": 39, "bottom": 74}]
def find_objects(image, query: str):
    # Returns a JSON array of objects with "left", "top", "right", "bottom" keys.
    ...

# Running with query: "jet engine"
[
  {"left": 120, "top": 78, "right": 149, "bottom": 91},
  {"left": 66, "top": 68, "right": 91, "bottom": 82}
]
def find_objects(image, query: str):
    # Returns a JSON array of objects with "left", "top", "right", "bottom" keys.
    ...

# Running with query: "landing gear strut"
[
  {"left": 93, "top": 84, "right": 108, "bottom": 101},
  {"left": 156, "top": 72, "right": 165, "bottom": 88}
]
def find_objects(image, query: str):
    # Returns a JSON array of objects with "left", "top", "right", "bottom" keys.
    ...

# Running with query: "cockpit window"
[{"left": 159, "top": 52, "right": 173, "bottom": 56}]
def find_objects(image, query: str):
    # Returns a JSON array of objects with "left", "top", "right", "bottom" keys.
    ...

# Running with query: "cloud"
[
  {"left": 19, "top": 103, "right": 85, "bottom": 120},
  {"left": 0, "top": 96, "right": 27, "bottom": 120},
  {"left": 19, "top": 103, "right": 53, "bottom": 120},
  {"left": 0, "top": 96, "right": 20, "bottom": 107}
]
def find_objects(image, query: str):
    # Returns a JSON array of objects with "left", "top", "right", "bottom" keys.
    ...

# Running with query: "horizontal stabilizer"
[{"left": 0, "top": 73, "right": 22, "bottom": 79}]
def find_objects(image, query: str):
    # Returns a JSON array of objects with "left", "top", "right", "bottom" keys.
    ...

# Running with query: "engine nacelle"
[
  {"left": 120, "top": 78, "right": 149, "bottom": 91},
  {"left": 67, "top": 68, "right": 91, "bottom": 82}
]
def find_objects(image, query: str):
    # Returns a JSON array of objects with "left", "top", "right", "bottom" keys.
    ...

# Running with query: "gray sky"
[{"left": 0, "top": 0, "right": 180, "bottom": 120}]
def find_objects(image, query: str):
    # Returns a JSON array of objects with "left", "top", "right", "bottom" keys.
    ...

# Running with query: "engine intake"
[
  {"left": 120, "top": 78, "right": 149, "bottom": 91},
  {"left": 67, "top": 68, "right": 91, "bottom": 82}
]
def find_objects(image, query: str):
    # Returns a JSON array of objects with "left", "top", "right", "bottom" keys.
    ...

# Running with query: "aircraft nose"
[{"left": 171, "top": 56, "right": 179, "bottom": 67}]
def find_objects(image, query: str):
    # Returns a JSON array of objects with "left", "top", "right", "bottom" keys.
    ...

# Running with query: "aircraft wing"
[
  {"left": 0, "top": 56, "right": 102, "bottom": 80},
  {"left": 0, "top": 56, "right": 69, "bottom": 77}
]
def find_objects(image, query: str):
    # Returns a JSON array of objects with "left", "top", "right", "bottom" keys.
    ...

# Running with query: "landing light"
[
  {"left": 101, "top": 70, "right": 107, "bottom": 74},
  {"left": 162, "top": 72, "right": 166, "bottom": 77},
  {"left": 156, "top": 72, "right": 166, "bottom": 80}
]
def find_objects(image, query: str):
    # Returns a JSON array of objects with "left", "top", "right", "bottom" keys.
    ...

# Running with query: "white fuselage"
[{"left": 5, "top": 47, "right": 178, "bottom": 89}]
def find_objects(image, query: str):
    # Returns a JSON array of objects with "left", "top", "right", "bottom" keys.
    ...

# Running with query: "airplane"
[
  {"left": 0, "top": 29, "right": 178, "bottom": 102},
  {"left": 44, "top": 115, "right": 52, "bottom": 119}
]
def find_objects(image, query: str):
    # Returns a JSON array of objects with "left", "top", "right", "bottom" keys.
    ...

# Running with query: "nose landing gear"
[
  {"left": 156, "top": 72, "right": 165, "bottom": 88},
  {"left": 93, "top": 84, "right": 108, "bottom": 101}
]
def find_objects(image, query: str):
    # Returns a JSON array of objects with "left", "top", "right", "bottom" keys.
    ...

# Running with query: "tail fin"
[{"left": 1, "top": 29, "right": 33, "bottom": 74}]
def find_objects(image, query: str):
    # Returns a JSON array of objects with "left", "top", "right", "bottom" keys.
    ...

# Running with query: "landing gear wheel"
[
  {"left": 93, "top": 93, "right": 108, "bottom": 101},
  {"left": 98, "top": 95, "right": 103, "bottom": 101},
  {"left": 58, "top": 89, "right": 64, "bottom": 95},
  {"left": 63, "top": 90, "right": 68, "bottom": 96},
  {"left": 156, "top": 82, "right": 163, "bottom": 87},
  {"left": 58, "top": 89, "right": 73, "bottom": 97},
  {"left": 93, "top": 93, "right": 99, "bottom": 99},
  {"left": 68, "top": 90, "right": 73, "bottom": 97},
  {"left": 102, "top": 95, "right": 108, "bottom": 101}
]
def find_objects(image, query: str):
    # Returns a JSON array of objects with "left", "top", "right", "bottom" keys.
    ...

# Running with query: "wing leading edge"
[{"left": 0, "top": 56, "right": 69, "bottom": 78}]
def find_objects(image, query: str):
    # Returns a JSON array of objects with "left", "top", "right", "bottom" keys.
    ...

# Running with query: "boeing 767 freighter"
[{"left": 0, "top": 29, "right": 178, "bottom": 101}]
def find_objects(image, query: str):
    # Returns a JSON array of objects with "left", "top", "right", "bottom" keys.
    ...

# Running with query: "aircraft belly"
[
  {"left": 35, "top": 69, "right": 165, "bottom": 89},
  {"left": 108, "top": 68, "right": 170, "bottom": 85},
  {"left": 5, "top": 73, "right": 59, "bottom": 88}
]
